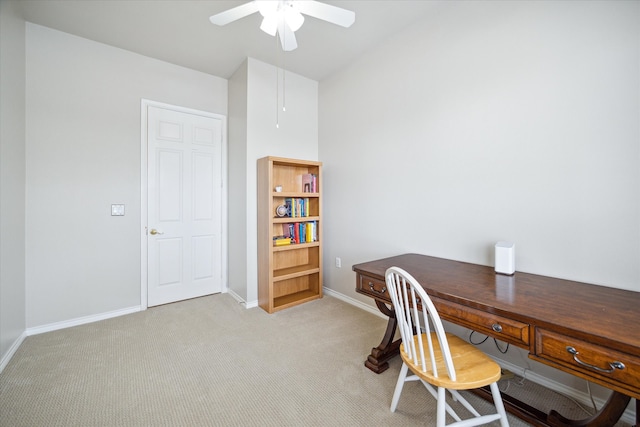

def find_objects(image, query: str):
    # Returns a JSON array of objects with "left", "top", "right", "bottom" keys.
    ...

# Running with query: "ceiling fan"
[{"left": 209, "top": 1, "right": 356, "bottom": 51}]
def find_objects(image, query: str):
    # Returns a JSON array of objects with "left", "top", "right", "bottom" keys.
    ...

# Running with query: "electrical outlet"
[{"left": 335, "top": 257, "right": 342, "bottom": 268}]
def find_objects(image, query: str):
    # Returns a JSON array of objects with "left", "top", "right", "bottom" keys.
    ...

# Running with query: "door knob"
[{"left": 149, "top": 228, "right": 164, "bottom": 235}]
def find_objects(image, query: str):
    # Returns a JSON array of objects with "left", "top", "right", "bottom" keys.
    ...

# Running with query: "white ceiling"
[{"left": 17, "top": 0, "right": 442, "bottom": 81}]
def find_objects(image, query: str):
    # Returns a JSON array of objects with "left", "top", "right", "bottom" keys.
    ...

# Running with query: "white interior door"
[{"left": 146, "top": 105, "right": 223, "bottom": 307}]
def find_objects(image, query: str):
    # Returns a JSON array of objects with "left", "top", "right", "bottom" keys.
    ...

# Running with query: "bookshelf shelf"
[
  {"left": 274, "top": 266, "right": 321, "bottom": 282},
  {"left": 272, "top": 241, "right": 320, "bottom": 252},
  {"left": 257, "top": 156, "right": 322, "bottom": 313},
  {"left": 272, "top": 216, "right": 320, "bottom": 224},
  {"left": 273, "top": 290, "right": 320, "bottom": 311},
  {"left": 272, "top": 192, "right": 320, "bottom": 197}
]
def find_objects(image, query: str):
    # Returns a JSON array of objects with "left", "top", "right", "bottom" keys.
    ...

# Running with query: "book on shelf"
[
  {"left": 300, "top": 173, "right": 318, "bottom": 193},
  {"left": 305, "top": 222, "right": 312, "bottom": 242},
  {"left": 301, "top": 174, "right": 312, "bottom": 193},
  {"left": 273, "top": 236, "right": 291, "bottom": 246},
  {"left": 280, "top": 221, "right": 317, "bottom": 244},
  {"left": 284, "top": 198, "right": 311, "bottom": 218}
]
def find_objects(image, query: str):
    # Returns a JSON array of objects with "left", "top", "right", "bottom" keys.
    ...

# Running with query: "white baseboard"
[
  {"left": 26, "top": 305, "right": 141, "bottom": 336},
  {"left": 324, "top": 287, "right": 638, "bottom": 426},
  {"left": 226, "top": 289, "right": 258, "bottom": 309},
  {"left": 0, "top": 331, "right": 27, "bottom": 373},
  {"left": 323, "top": 287, "right": 387, "bottom": 319}
]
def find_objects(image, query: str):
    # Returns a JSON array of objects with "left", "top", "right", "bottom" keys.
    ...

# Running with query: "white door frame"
[{"left": 140, "top": 99, "right": 228, "bottom": 310}]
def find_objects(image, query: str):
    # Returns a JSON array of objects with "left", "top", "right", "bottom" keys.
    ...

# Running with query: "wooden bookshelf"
[{"left": 257, "top": 156, "right": 322, "bottom": 313}]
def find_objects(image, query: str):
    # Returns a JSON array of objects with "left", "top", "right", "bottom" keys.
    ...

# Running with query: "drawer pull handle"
[
  {"left": 492, "top": 323, "right": 503, "bottom": 333},
  {"left": 369, "top": 282, "right": 387, "bottom": 294},
  {"left": 565, "top": 346, "right": 625, "bottom": 373}
]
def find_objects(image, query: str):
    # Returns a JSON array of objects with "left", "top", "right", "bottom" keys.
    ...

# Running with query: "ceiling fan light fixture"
[
  {"left": 259, "top": 2, "right": 304, "bottom": 37},
  {"left": 260, "top": 15, "right": 278, "bottom": 36},
  {"left": 284, "top": 7, "right": 304, "bottom": 32},
  {"left": 257, "top": 1, "right": 279, "bottom": 17}
]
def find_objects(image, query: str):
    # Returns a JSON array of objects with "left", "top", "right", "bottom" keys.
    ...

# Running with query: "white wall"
[
  {"left": 228, "top": 58, "right": 318, "bottom": 305},
  {"left": 319, "top": 0, "right": 639, "bottom": 411},
  {"left": 227, "top": 60, "right": 250, "bottom": 303},
  {"left": 25, "top": 23, "right": 228, "bottom": 328},
  {"left": 0, "top": 0, "right": 27, "bottom": 365},
  {"left": 320, "top": 0, "right": 639, "bottom": 297},
  {"left": 245, "top": 58, "right": 319, "bottom": 304}
]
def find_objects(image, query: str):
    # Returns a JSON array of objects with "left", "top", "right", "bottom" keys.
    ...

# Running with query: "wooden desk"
[{"left": 353, "top": 253, "right": 639, "bottom": 427}]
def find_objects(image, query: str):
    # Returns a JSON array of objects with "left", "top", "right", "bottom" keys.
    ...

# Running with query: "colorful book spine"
[
  {"left": 274, "top": 238, "right": 291, "bottom": 246},
  {"left": 305, "top": 222, "right": 312, "bottom": 242},
  {"left": 278, "top": 221, "right": 318, "bottom": 245},
  {"left": 284, "top": 198, "right": 291, "bottom": 218}
]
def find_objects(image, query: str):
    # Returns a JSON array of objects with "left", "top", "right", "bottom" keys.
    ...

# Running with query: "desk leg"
[
  {"left": 364, "top": 300, "right": 401, "bottom": 374},
  {"left": 473, "top": 386, "right": 632, "bottom": 427},
  {"left": 547, "top": 390, "right": 630, "bottom": 427}
]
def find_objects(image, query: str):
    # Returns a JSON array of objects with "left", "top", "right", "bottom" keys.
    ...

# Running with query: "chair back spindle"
[{"left": 387, "top": 267, "right": 456, "bottom": 381}]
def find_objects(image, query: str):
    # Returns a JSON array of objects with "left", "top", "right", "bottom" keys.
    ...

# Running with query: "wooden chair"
[{"left": 385, "top": 266, "right": 509, "bottom": 427}]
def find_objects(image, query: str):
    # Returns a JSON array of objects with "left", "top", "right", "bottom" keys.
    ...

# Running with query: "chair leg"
[
  {"left": 437, "top": 386, "right": 447, "bottom": 427},
  {"left": 489, "top": 381, "right": 510, "bottom": 427},
  {"left": 390, "top": 363, "right": 409, "bottom": 412},
  {"left": 419, "top": 381, "right": 463, "bottom": 423}
]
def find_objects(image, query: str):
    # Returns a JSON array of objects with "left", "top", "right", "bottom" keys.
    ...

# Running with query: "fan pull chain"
[
  {"left": 282, "top": 56, "right": 286, "bottom": 112},
  {"left": 275, "top": 30, "right": 287, "bottom": 128},
  {"left": 276, "top": 32, "right": 280, "bottom": 128},
  {"left": 280, "top": 7, "right": 286, "bottom": 113}
]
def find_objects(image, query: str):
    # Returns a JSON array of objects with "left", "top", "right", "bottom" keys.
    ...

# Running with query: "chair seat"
[{"left": 400, "top": 332, "right": 502, "bottom": 390}]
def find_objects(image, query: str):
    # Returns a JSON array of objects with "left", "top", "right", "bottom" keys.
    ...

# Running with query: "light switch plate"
[{"left": 111, "top": 204, "right": 125, "bottom": 216}]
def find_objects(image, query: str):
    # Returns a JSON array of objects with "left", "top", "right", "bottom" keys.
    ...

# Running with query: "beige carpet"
[{"left": 0, "top": 294, "right": 632, "bottom": 426}]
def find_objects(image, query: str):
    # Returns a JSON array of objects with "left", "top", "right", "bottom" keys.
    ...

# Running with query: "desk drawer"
[
  {"left": 433, "top": 297, "right": 530, "bottom": 348},
  {"left": 534, "top": 329, "right": 640, "bottom": 396},
  {"left": 357, "top": 274, "right": 389, "bottom": 300}
]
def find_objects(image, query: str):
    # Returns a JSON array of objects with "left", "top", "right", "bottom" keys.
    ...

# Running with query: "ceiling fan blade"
[
  {"left": 209, "top": 1, "right": 261, "bottom": 26},
  {"left": 278, "top": 21, "right": 298, "bottom": 51},
  {"left": 296, "top": 0, "right": 355, "bottom": 28}
]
